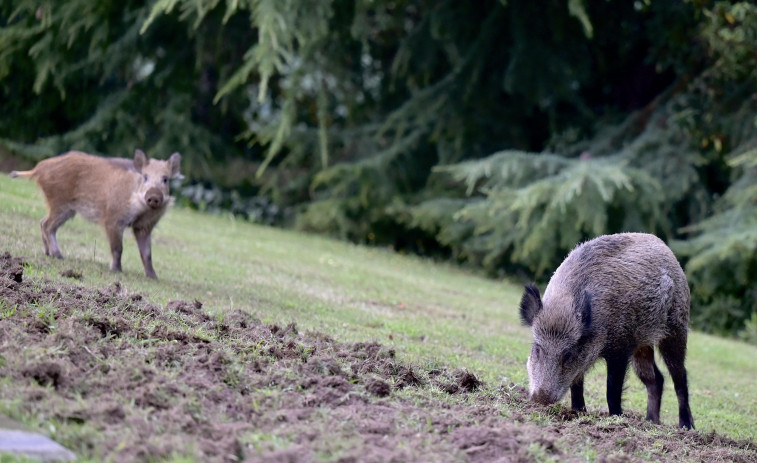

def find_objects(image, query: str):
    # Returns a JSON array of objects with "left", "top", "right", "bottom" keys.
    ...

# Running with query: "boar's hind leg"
[
  {"left": 41, "top": 208, "right": 75, "bottom": 258},
  {"left": 105, "top": 225, "right": 125, "bottom": 273},
  {"left": 659, "top": 333, "right": 695, "bottom": 430},
  {"left": 605, "top": 352, "right": 631, "bottom": 416},
  {"left": 631, "top": 345, "right": 664, "bottom": 424},
  {"left": 570, "top": 375, "right": 586, "bottom": 411},
  {"left": 134, "top": 227, "right": 157, "bottom": 279}
]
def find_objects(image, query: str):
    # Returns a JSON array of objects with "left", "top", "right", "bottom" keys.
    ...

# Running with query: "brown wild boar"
[
  {"left": 519, "top": 233, "right": 694, "bottom": 429},
  {"left": 10, "top": 149, "right": 181, "bottom": 279}
]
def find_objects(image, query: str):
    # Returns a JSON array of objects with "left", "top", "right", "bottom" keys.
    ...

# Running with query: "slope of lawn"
[{"left": 0, "top": 173, "right": 755, "bottom": 462}]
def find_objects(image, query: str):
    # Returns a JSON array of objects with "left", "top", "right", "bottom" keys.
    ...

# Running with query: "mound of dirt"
[{"left": 0, "top": 252, "right": 755, "bottom": 462}]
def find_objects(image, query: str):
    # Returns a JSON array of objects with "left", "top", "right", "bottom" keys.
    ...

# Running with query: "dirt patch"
[{"left": 0, "top": 252, "right": 755, "bottom": 462}]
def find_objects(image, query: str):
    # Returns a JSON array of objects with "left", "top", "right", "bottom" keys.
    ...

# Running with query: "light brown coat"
[{"left": 10, "top": 149, "right": 181, "bottom": 279}]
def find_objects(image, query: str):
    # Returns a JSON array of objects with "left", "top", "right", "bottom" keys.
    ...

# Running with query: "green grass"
[{"left": 1, "top": 173, "right": 756, "bottom": 441}]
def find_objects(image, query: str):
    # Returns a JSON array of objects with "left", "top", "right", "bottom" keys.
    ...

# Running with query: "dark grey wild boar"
[
  {"left": 10, "top": 149, "right": 181, "bottom": 279},
  {"left": 519, "top": 233, "right": 694, "bottom": 429}
]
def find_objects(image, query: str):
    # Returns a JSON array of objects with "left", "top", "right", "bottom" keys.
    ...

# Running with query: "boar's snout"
[
  {"left": 145, "top": 187, "right": 164, "bottom": 209},
  {"left": 530, "top": 388, "right": 558, "bottom": 405}
]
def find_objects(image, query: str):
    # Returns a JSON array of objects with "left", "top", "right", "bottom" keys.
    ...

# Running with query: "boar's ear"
[
  {"left": 519, "top": 283, "right": 542, "bottom": 326},
  {"left": 168, "top": 152, "right": 182, "bottom": 178},
  {"left": 134, "top": 149, "right": 147, "bottom": 172}
]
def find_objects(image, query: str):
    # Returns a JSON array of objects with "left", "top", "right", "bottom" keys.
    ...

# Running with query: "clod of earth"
[{"left": 60, "top": 269, "right": 83, "bottom": 280}]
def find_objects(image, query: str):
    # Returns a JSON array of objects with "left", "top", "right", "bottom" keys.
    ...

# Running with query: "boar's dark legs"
[
  {"left": 605, "top": 352, "right": 630, "bottom": 416},
  {"left": 570, "top": 375, "right": 586, "bottom": 411},
  {"left": 631, "top": 345, "right": 664, "bottom": 424},
  {"left": 659, "top": 333, "right": 695, "bottom": 430}
]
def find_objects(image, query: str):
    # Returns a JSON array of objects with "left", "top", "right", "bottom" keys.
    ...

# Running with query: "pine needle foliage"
[
  {"left": 405, "top": 89, "right": 709, "bottom": 278},
  {"left": 668, "top": 1, "right": 757, "bottom": 338},
  {"left": 0, "top": 0, "right": 251, "bottom": 177}
]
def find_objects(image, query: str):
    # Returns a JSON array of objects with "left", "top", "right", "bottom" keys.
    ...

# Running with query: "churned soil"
[{"left": 0, "top": 252, "right": 755, "bottom": 462}]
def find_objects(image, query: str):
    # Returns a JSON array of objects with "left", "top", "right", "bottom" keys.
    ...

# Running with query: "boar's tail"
[{"left": 9, "top": 170, "right": 34, "bottom": 179}]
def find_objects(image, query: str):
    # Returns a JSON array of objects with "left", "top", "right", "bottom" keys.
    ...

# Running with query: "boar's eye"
[
  {"left": 532, "top": 344, "right": 542, "bottom": 359},
  {"left": 143, "top": 174, "right": 149, "bottom": 181},
  {"left": 162, "top": 176, "right": 168, "bottom": 184},
  {"left": 561, "top": 351, "right": 573, "bottom": 365}
]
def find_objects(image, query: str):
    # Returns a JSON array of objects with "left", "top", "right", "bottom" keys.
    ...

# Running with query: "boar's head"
[
  {"left": 519, "top": 283, "right": 596, "bottom": 405},
  {"left": 133, "top": 149, "right": 182, "bottom": 210}
]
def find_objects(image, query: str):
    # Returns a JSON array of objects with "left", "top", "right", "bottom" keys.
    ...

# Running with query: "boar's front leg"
[
  {"left": 605, "top": 351, "right": 631, "bottom": 416},
  {"left": 134, "top": 226, "right": 157, "bottom": 279},
  {"left": 106, "top": 224, "right": 125, "bottom": 273},
  {"left": 570, "top": 375, "right": 586, "bottom": 412}
]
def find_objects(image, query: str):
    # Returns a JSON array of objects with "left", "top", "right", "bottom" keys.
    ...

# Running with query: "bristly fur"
[{"left": 522, "top": 233, "right": 695, "bottom": 430}]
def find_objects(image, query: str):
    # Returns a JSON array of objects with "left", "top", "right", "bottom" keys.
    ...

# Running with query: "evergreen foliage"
[
  {"left": 408, "top": 92, "right": 707, "bottom": 278},
  {"left": 669, "top": 1, "right": 757, "bottom": 338},
  {"left": 2, "top": 1, "right": 757, "bottom": 341},
  {"left": 0, "top": 0, "right": 252, "bottom": 179}
]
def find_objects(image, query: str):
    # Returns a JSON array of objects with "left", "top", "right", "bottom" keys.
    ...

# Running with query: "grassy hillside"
[{"left": 1, "top": 173, "right": 756, "bottom": 460}]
